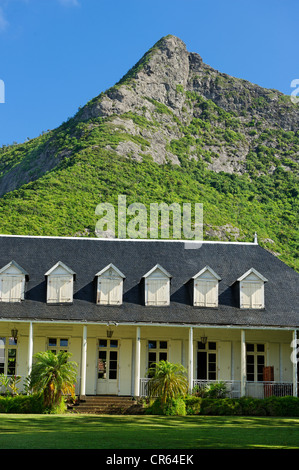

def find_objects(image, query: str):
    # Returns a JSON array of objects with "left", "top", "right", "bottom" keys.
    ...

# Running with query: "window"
[
  {"left": 193, "top": 267, "right": 221, "bottom": 307},
  {"left": 96, "top": 264, "right": 125, "bottom": 305},
  {"left": 47, "top": 337, "right": 69, "bottom": 354},
  {"left": 143, "top": 265, "right": 171, "bottom": 306},
  {"left": 238, "top": 268, "right": 267, "bottom": 309},
  {"left": 0, "top": 336, "right": 18, "bottom": 376},
  {"left": 246, "top": 343, "right": 265, "bottom": 381},
  {"left": 0, "top": 261, "right": 28, "bottom": 303},
  {"left": 45, "top": 262, "right": 75, "bottom": 304},
  {"left": 98, "top": 339, "right": 119, "bottom": 380},
  {"left": 197, "top": 341, "right": 217, "bottom": 380},
  {"left": 148, "top": 340, "right": 168, "bottom": 375}
]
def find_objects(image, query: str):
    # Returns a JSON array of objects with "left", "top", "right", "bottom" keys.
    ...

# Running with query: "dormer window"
[
  {"left": 96, "top": 264, "right": 125, "bottom": 305},
  {"left": 192, "top": 266, "right": 221, "bottom": 307},
  {"left": 0, "top": 261, "right": 28, "bottom": 303},
  {"left": 143, "top": 264, "right": 171, "bottom": 306},
  {"left": 45, "top": 262, "right": 75, "bottom": 304},
  {"left": 238, "top": 268, "right": 267, "bottom": 309}
]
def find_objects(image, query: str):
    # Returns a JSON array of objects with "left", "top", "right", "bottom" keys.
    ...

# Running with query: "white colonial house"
[{"left": 0, "top": 234, "right": 298, "bottom": 399}]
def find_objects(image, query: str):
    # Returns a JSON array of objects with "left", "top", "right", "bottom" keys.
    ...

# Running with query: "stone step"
[{"left": 68, "top": 395, "right": 143, "bottom": 414}]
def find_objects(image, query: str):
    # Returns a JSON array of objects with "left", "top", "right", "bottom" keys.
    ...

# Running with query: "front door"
[{"left": 97, "top": 338, "right": 119, "bottom": 395}]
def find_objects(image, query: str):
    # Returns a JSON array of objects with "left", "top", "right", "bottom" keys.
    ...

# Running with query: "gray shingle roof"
[{"left": 0, "top": 235, "right": 298, "bottom": 328}]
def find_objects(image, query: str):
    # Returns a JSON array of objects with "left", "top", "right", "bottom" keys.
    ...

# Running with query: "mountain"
[{"left": 0, "top": 35, "right": 298, "bottom": 270}]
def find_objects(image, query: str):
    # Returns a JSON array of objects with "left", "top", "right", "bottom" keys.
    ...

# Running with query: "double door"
[{"left": 97, "top": 339, "right": 119, "bottom": 395}]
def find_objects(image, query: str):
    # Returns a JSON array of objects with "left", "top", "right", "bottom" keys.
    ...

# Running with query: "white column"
[
  {"left": 240, "top": 329, "right": 246, "bottom": 397},
  {"left": 80, "top": 325, "right": 87, "bottom": 398},
  {"left": 28, "top": 322, "right": 33, "bottom": 375},
  {"left": 134, "top": 326, "right": 141, "bottom": 397},
  {"left": 293, "top": 330, "right": 298, "bottom": 397},
  {"left": 188, "top": 327, "right": 193, "bottom": 392}
]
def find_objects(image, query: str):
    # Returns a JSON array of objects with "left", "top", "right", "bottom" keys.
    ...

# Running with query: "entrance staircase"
[{"left": 68, "top": 395, "right": 143, "bottom": 415}]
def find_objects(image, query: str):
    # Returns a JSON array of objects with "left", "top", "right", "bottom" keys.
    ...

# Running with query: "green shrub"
[
  {"left": 145, "top": 397, "right": 186, "bottom": 416},
  {"left": 0, "top": 394, "right": 44, "bottom": 414},
  {"left": 264, "top": 396, "right": 299, "bottom": 417},
  {"left": 200, "top": 398, "right": 242, "bottom": 416},
  {"left": 184, "top": 396, "right": 202, "bottom": 415},
  {"left": 183, "top": 396, "right": 299, "bottom": 416}
]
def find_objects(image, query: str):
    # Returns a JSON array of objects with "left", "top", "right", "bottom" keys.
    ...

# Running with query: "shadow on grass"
[{"left": 1, "top": 415, "right": 299, "bottom": 449}]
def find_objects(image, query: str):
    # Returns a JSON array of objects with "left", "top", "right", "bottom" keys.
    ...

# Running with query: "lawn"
[{"left": 0, "top": 414, "right": 299, "bottom": 450}]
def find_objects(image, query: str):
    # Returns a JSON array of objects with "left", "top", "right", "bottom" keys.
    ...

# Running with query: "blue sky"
[{"left": 0, "top": 0, "right": 298, "bottom": 147}]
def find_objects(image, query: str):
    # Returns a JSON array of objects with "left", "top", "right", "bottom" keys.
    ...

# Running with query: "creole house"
[{"left": 0, "top": 234, "right": 298, "bottom": 399}]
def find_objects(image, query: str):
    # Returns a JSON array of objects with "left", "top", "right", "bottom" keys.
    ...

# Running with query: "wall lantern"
[
  {"left": 201, "top": 336, "right": 207, "bottom": 345},
  {"left": 11, "top": 329, "right": 18, "bottom": 341},
  {"left": 106, "top": 327, "right": 114, "bottom": 338}
]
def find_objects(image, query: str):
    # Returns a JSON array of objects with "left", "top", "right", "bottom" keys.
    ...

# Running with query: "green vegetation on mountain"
[{"left": 0, "top": 35, "right": 298, "bottom": 271}]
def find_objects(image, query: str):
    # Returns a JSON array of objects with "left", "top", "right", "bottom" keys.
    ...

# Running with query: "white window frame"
[
  {"left": 45, "top": 261, "right": 75, "bottom": 304},
  {"left": 96, "top": 264, "right": 125, "bottom": 306},
  {"left": 238, "top": 268, "right": 267, "bottom": 309},
  {"left": 143, "top": 265, "right": 171, "bottom": 307},
  {"left": 192, "top": 266, "right": 221, "bottom": 307},
  {"left": 0, "top": 261, "right": 28, "bottom": 303},
  {"left": 47, "top": 337, "right": 69, "bottom": 354}
]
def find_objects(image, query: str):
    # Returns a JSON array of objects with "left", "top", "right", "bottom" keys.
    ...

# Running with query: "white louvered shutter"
[
  {"left": 250, "top": 282, "right": 263, "bottom": 308},
  {"left": 194, "top": 280, "right": 218, "bottom": 307},
  {"left": 59, "top": 277, "right": 73, "bottom": 302},
  {"left": 109, "top": 278, "right": 122, "bottom": 305},
  {"left": 48, "top": 276, "right": 73, "bottom": 303},
  {"left": 147, "top": 278, "right": 169, "bottom": 306},
  {"left": 98, "top": 278, "right": 110, "bottom": 305},
  {"left": 0, "top": 276, "right": 23, "bottom": 302},
  {"left": 240, "top": 283, "right": 251, "bottom": 308}
]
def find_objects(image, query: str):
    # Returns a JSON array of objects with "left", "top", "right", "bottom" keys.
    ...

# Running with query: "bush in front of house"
[
  {"left": 145, "top": 397, "right": 186, "bottom": 416},
  {"left": 183, "top": 395, "right": 299, "bottom": 417},
  {"left": 0, "top": 394, "right": 44, "bottom": 414}
]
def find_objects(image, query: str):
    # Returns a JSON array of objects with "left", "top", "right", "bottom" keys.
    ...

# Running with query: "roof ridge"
[{"left": 0, "top": 234, "right": 258, "bottom": 245}]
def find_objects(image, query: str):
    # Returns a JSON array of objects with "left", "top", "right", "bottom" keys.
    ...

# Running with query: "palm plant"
[
  {"left": 147, "top": 360, "right": 188, "bottom": 406},
  {"left": 28, "top": 350, "right": 78, "bottom": 409}
]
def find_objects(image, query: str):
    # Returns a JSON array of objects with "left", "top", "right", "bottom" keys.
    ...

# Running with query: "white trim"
[
  {"left": 192, "top": 265, "right": 221, "bottom": 281},
  {"left": 95, "top": 263, "right": 125, "bottom": 278},
  {"left": 0, "top": 318, "right": 295, "bottom": 331},
  {"left": 80, "top": 325, "right": 87, "bottom": 397},
  {"left": 143, "top": 264, "right": 172, "bottom": 279},
  {"left": 0, "top": 234, "right": 258, "bottom": 245},
  {"left": 0, "top": 260, "right": 28, "bottom": 276},
  {"left": 44, "top": 261, "right": 76, "bottom": 277},
  {"left": 237, "top": 268, "right": 268, "bottom": 283}
]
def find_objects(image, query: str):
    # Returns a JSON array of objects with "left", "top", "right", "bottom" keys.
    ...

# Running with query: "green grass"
[{"left": 1, "top": 414, "right": 299, "bottom": 449}]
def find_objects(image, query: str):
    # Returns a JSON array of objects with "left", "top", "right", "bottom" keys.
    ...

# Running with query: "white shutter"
[
  {"left": 205, "top": 281, "right": 218, "bottom": 307},
  {"left": 0, "top": 276, "right": 23, "bottom": 302},
  {"left": 59, "top": 278, "right": 73, "bottom": 302},
  {"left": 0, "top": 277, "right": 12, "bottom": 301},
  {"left": 146, "top": 278, "right": 169, "bottom": 306},
  {"left": 241, "top": 282, "right": 263, "bottom": 308},
  {"left": 109, "top": 278, "right": 122, "bottom": 305},
  {"left": 98, "top": 278, "right": 110, "bottom": 305},
  {"left": 10, "top": 276, "right": 23, "bottom": 301},
  {"left": 156, "top": 278, "right": 169, "bottom": 305},
  {"left": 251, "top": 282, "right": 263, "bottom": 308},
  {"left": 194, "top": 281, "right": 205, "bottom": 306},
  {"left": 146, "top": 279, "right": 158, "bottom": 305},
  {"left": 47, "top": 277, "right": 59, "bottom": 303},
  {"left": 98, "top": 277, "right": 122, "bottom": 305},
  {"left": 194, "top": 280, "right": 218, "bottom": 307},
  {"left": 240, "top": 283, "right": 251, "bottom": 308},
  {"left": 47, "top": 276, "right": 73, "bottom": 303}
]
